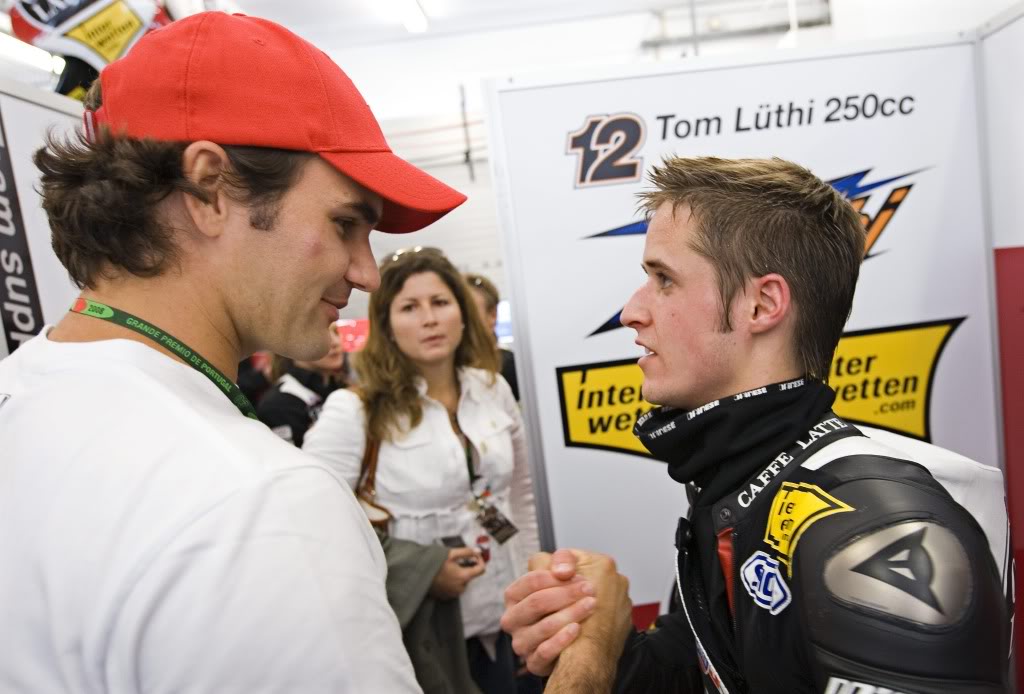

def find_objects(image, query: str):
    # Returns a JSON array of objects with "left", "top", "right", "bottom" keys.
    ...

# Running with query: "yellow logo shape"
[
  {"left": 556, "top": 358, "right": 654, "bottom": 457},
  {"left": 831, "top": 318, "right": 962, "bottom": 440},
  {"left": 66, "top": 1, "right": 144, "bottom": 64},
  {"left": 765, "top": 482, "right": 854, "bottom": 576}
]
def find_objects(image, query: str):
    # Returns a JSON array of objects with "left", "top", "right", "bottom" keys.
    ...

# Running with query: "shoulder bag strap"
[{"left": 359, "top": 435, "right": 381, "bottom": 498}]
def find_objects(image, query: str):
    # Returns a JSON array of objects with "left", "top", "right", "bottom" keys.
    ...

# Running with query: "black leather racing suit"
[{"left": 614, "top": 381, "right": 1011, "bottom": 694}]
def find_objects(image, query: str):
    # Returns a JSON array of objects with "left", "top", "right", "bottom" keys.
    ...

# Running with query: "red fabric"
[
  {"left": 995, "top": 246, "right": 1024, "bottom": 682},
  {"left": 9, "top": 8, "right": 42, "bottom": 44},
  {"left": 717, "top": 527, "right": 736, "bottom": 617},
  {"left": 94, "top": 12, "right": 465, "bottom": 233},
  {"left": 631, "top": 602, "right": 661, "bottom": 632}
]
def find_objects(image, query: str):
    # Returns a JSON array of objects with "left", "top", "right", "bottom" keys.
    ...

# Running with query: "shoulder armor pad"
[
  {"left": 793, "top": 475, "right": 1009, "bottom": 683},
  {"left": 823, "top": 519, "right": 969, "bottom": 626}
]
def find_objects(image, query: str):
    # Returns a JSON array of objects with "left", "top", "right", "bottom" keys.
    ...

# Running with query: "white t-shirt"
[{"left": 0, "top": 330, "right": 421, "bottom": 694}]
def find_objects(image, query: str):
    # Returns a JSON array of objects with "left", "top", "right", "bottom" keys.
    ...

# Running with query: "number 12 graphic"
[{"left": 566, "top": 114, "right": 646, "bottom": 187}]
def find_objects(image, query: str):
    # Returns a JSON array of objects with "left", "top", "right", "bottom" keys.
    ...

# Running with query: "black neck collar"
[{"left": 633, "top": 377, "right": 837, "bottom": 506}]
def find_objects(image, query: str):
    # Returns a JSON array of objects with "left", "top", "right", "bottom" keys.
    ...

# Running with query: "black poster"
[{"left": 0, "top": 103, "right": 46, "bottom": 355}]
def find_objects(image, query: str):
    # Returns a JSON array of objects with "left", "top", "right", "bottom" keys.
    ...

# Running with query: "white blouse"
[{"left": 303, "top": 368, "right": 540, "bottom": 638}]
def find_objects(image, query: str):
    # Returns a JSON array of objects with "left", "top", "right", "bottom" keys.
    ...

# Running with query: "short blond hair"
[{"left": 640, "top": 156, "right": 866, "bottom": 381}]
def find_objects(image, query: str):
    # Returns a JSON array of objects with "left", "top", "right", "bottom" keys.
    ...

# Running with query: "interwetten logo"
[{"left": 555, "top": 358, "right": 654, "bottom": 458}]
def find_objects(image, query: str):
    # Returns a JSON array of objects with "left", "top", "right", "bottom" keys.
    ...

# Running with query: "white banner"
[
  {"left": 981, "top": 5, "right": 1024, "bottom": 251},
  {"left": 487, "top": 38, "right": 1000, "bottom": 608},
  {"left": 0, "top": 78, "right": 81, "bottom": 360}
]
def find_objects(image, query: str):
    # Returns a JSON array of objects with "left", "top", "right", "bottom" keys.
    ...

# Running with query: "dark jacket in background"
[
  {"left": 237, "top": 356, "right": 271, "bottom": 406},
  {"left": 257, "top": 366, "right": 343, "bottom": 447},
  {"left": 500, "top": 349, "right": 519, "bottom": 402}
]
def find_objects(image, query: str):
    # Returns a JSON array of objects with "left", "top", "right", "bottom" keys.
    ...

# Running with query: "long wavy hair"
[{"left": 356, "top": 249, "right": 500, "bottom": 442}]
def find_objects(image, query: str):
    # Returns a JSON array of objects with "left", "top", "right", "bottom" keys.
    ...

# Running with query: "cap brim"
[{"left": 319, "top": 151, "right": 467, "bottom": 233}]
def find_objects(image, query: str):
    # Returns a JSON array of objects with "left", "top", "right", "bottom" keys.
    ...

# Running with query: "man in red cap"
[{"left": 0, "top": 11, "right": 464, "bottom": 691}]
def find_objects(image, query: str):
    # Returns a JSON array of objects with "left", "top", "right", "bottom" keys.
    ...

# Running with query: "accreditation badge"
[{"left": 467, "top": 484, "right": 519, "bottom": 545}]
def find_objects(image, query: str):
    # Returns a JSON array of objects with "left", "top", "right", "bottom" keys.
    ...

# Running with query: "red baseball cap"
[{"left": 93, "top": 11, "right": 466, "bottom": 233}]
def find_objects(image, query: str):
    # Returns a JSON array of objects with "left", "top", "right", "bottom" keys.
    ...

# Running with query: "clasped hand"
[{"left": 500, "top": 549, "right": 632, "bottom": 677}]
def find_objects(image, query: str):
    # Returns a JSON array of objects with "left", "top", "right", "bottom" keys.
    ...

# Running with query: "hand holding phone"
[
  {"left": 441, "top": 536, "right": 480, "bottom": 566},
  {"left": 432, "top": 536, "right": 486, "bottom": 600}
]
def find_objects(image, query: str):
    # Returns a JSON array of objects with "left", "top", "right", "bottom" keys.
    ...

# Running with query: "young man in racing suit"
[{"left": 500, "top": 157, "right": 1013, "bottom": 694}]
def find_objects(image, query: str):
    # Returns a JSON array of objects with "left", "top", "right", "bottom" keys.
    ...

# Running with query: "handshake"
[{"left": 500, "top": 549, "right": 634, "bottom": 691}]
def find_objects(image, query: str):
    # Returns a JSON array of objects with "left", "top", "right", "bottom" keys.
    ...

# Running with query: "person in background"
[
  {"left": 237, "top": 354, "right": 272, "bottom": 406},
  {"left": 258, "top": 323, "right": 349, "bottom": 447},
  {"left": 466, "top": 272, "right": 520, "bottom": 401},
  {"left": 0, "top": 12, "right": 465, "bottom": 692},
  {"left": 305, "top": 248, "right": 539, "bottom": 694}
]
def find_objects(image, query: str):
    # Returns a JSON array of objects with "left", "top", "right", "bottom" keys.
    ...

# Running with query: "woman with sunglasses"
[{"left": 304, "top": 248, "right": 539, "bottom": 694}]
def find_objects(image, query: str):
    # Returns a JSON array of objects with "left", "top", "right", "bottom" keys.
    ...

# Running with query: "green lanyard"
[
  {"left": 70, "top": 297, "right": 259, "bottom": 420},
  {"left": 465, "top": 440, "right": 480, "bottom": 486}
]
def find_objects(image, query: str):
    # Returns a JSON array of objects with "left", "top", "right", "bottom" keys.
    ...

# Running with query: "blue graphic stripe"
[
  {"left": 589, "top": 310, "right": 624, "bottom": 336},
  {"left": 586, "top": 220, "right": 648, "bottom": 238}
]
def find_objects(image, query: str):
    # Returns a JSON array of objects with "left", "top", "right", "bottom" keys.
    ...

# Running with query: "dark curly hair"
[{"left": 34, "top": 80, "right": 313, "bottom": 288}]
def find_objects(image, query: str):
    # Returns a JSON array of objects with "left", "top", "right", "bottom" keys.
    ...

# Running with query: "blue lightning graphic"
[
  {"left": 588, "top": 310, "right": 623, "bottom": 337},
  {"left": 584, "top": 168, "right": 924, "bottom": 337},
  {"left": 828, "top": 168, "right": 923, "bottom": 200}
]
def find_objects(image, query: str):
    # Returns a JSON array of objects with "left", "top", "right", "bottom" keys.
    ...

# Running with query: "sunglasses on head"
[{"left": 381, "top": 245, "right": 445, "bottom": 267}]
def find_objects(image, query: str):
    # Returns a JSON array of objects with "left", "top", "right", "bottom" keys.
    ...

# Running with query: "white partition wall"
[
  {"left": 487, "top": 35, "right": 1004, "bottom": 617},
  {"left": 0, "top": 77, "right": 80, "bottom": 360}
]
